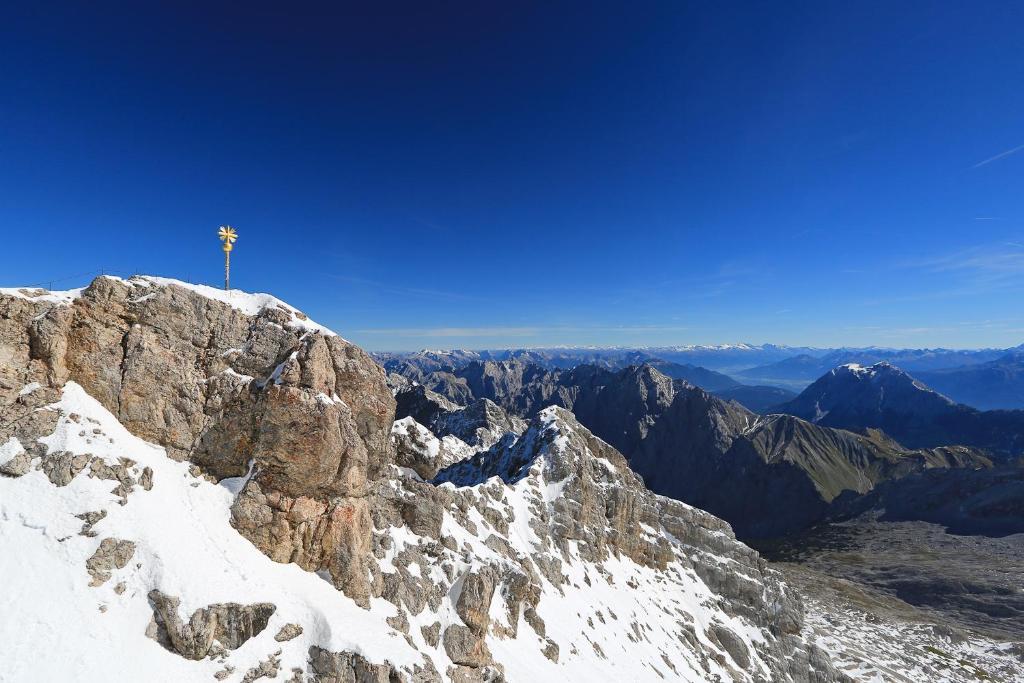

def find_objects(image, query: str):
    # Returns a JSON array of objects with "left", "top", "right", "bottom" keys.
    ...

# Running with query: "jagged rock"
[
  {"left": 455, "top": 568, "right": 496, "bottom": 636},
  {"left": 307, "top": 646, "right": 421, "bottom": 682},
  {"left": 432, "top": 399, "right": 527, "bottom": 449},
  {"left": 1, "top": 278, "right": 864, "bottom": 681},
  {"left": 42, "top": 451, "right": 90, "bottom": 486},
  {"left": 421, "top": 622, "right": 441, "bottom": 648},
  {"left": 241, "top": 652, "right": 281, "bottom": 683},
  {"left": 394, "top": 383, "right": 526, "bottom": 452},
  {"left": 0, "top": 437, "right": 32, "bottom": 477},
  {"left": 231, "top": 480, "right": 374, "bottom": 606},
  {"left": 275, "top": 623, "right": 303, "bottom": 642},
  {"left": 443, "top": 624, "right": 493, "bottom": 668},
  {"left": 436, "top": 407, "right": 674, "bottom": 569},
  {"left": 446, "top": 664, "right": 505, "bottom": 683},
  {"left": 147, "top": 590, "right": 275, "bottom": 660},
  {"left": 85, "top": 538, "right": 135, "bottom": 586},
  {"left": 710, "top": 624, "right": 750, "bottom": 670},
  {"left": 392, "top": 417, "right": 473, "bottom": 480},
  {"left": 75, "top": 509, "right": 107, "bottom": 537},
  {"left": 2, "top": 276, "right": 395, "bottom": 603}
]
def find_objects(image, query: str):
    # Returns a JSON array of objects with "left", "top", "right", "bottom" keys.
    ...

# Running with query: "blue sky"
[{"left": 2, "top": 2, "right": 1024, "bottom": 351}]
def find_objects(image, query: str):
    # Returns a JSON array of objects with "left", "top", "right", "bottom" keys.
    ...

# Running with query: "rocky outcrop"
[
  {"left": 85, "top": 537, "right": 136, "bottom": 586},
  {"left": 147, "top": 590, "right": 275, "bottom": 660},
  {"left": 0, "top": 276, "right": 395, "bottom": 603},
  {"left": 391, "top": 417, "right": 474, "bottom": 480},
  {"left": 308, "top": 646, "right": 440, "bottom": 683},
  {"left": 0, "top": 278, "right": 854, "bottom": 681},
  {"left": 394, "top": 383, "right": 526, "bottom": 450}
]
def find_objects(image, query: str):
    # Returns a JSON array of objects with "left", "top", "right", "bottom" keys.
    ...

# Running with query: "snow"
[
  {"left": 0, "top": 436, "right": 24, "bottom": 467},
  {"left": 0, "top": 374, "right": 853, "bottom": 682},
  {"left": 0, "top": 382, "right": 422, "bottom": 682},
  {"left": 1, "top": 275, "right": 341, "bottom": 340},
  {"left": 128, "top": 276, "right": 339, "bottom": 338},
  {"left": 426, "top": 408, "right": 780, "bottom": 681},
  {"left": 0, "top": 285, "right": 83, "bottom": 305},
  {"left": 802, "top": 590, "right": 1021, "bottom": 682}
]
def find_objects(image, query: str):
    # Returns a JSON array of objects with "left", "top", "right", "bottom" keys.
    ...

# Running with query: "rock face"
[
  {"left": 394, "top": 383, "right": 526, "bottom": 450},
  {"left": 1, "top": 276, "right": 394, "bottom": 604},
  {"left": 0, "top": 276, "right": 852, "bottom": 682}
]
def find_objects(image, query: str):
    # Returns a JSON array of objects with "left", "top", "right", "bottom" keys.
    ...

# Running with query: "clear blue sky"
[{"left": 2, "top": 2, "right": 1023, "bottom": 351}]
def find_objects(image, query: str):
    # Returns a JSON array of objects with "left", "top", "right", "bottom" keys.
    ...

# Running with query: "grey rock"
[
  {"left": 241, "top": 652, "right": 280, "bottom": 683},
  {"left": 710, "top": 624, "right": 751, "bottom": 670},
  {"left": 85, "top": 537, "right": 135, "bottom": 586},
  {"left": 274, "top": 623, "right": 303, "bottom": 642},
  {"left": 147, "top": 590, "right": 275, "bottom": 660},
  {"left": 443, "top": 624, "right": 492, "bottom": 668},
  {"left": 307, "top": 645, "right": 421, "bottom": 683},
  {"left": 455, "top": 568, "right": 496, "bottom": 636}
]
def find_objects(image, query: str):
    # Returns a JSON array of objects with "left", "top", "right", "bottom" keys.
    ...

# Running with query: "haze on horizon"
[{"left": 2, "top": 2, "right": 1024, "bottom": 351}]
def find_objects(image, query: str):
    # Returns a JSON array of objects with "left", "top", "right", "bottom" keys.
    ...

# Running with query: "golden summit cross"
[{"left": 218, "top": 225, "right": 238, "bottom": 290}]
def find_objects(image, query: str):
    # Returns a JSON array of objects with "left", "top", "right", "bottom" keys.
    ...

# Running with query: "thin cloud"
[
  {"left": 356, "top": 324, "right": 691, "bottom": 338},
  {"left": 913, "top": 243, "right": 1024, "bottom": 278},
  {"left": 972, "top": 143, "right": 1024, "bottom": 168},
  {"left": 858, "top": 243, "right": 1024, "bottom": 306},
  {"left": 356, "top": 327, "right": 540, "bottom": 338}
]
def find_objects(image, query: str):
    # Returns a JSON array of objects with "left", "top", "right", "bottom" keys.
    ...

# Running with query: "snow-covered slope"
[
  {"left": 1, "top": 382, "right": 419, "bottom": 682},
  {"left": 0, "top": 275, "right": 844, "bottom": 682}
]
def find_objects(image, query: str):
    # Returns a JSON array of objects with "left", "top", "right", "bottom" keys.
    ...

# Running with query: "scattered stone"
[
  {"left": 76, "top": 510, "right": 107, "bottom": 537},
  {"left": 421, "top": 622, "right": 441, "bottom": 648},
  {"left": 41, "top": 451, "right": 89, "bottom": 486},
  {"left": 139, "top": 466, "right": 153, "bottom": 490},
  {"left": 213, "top": 666, "right": 234, "bottom": 681},
  {"left": 241, "top": 652, "right": 280, "bottom": 683},
  {"left": 274, "top": 623, "right": 303, "bottom": 642},
  {"left": 85, "top": 538, "right": 135, "bottom": 586}
]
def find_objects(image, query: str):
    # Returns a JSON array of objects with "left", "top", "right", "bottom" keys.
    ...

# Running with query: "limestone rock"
[
  {"left": 455, "top": 568, "right": 497, "bottom": 636},
  {"left": 85, "top": 538, "right": 135, "bottom": 586},
  {"left": 307, "top": 646, "right": 424, "bottom": 683},
  {"left": 275, "top": 623, "right": 304, "bottom": 642},
  {"left": 0, "top": 276, "right": 396, "bottom": 604},
  {"left": 443, "top": 624, "right": 492, "bottom": 668},
  {"left": 147, "top": 590, "right": 275, "bottom": 660}
]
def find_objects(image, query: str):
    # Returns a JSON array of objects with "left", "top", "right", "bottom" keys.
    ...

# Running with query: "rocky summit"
[{"left": 0, "top": 275, "right": 852, "bottom": 682}]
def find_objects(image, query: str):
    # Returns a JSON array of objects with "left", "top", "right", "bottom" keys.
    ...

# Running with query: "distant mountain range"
[
  {"left": 737, "top": 346, "right": 1019, "bottom": 393},
  {"left": 916, "top": 351, "right": 1024, "bottom": 410},
  {"left": 376, "top": 343, "right": 1024, "bottom": 410},
  {"left": 387, "top": 358, "right": 995, "bottom": 538},
  {"left": 772, "top": 362, "right": 1024, "bottom": 460},
  {"left": 374, "top": 349, "right": 785, "bottom": 411}
]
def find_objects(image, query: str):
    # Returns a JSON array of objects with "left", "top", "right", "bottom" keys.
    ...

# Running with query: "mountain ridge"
[
  {"left": 0, "top": 275, "right": 849, "bottom": 682},
  {"left": 773, "top": 361, "right": 1024, "bottom": 459}
]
